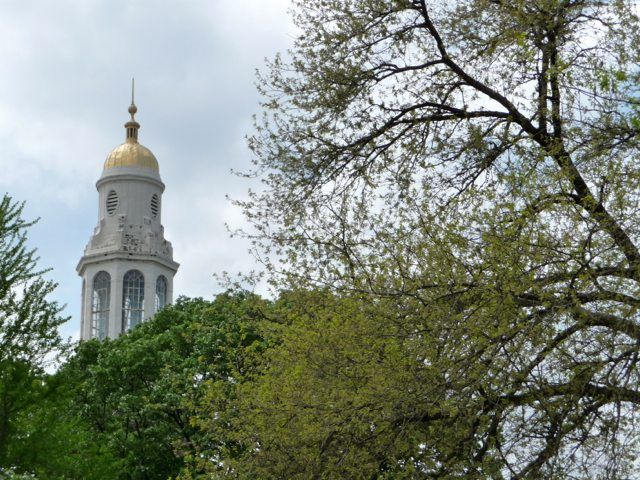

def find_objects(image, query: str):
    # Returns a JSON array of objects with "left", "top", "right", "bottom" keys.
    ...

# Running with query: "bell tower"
[{"left": 77, "top": 85, "right": 179, "bottom": 340}]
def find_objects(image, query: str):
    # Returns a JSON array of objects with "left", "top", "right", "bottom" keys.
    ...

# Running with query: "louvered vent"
[
  {"left": 151, "top": 194, "right": 159, "bottom": 218},
  {"left": 106, "top": 190, "right": 119, "bottom": 215}
]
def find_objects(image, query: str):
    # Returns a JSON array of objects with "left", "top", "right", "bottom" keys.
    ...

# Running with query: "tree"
[
  {"left": 0, "top": 194, "right": 65, "bottom": 367},
  {"left": 176, "top": 292, "right": 270, "bottom": 478},
  {"left": 230, "top": 289, "right": 468, "bottom": 478},
  {"left": 48, "top": 293, "right": 267, "bottom": 480},
  {"left": 0, "top": 194, "right": 66, "bottom": 466},
  {"left": 61, "top": 298, "right": 207, "bottom": 480},
  {"left": 4, "top": 363, "right": 121, "bottom": 480},
  {"left": 237, "top": 0, "right": 640, "bottom": 477}
]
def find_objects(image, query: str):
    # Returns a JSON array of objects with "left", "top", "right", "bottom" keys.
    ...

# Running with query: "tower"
[{"left": 77, "top": 90, "right": 179, "bottom": 340}]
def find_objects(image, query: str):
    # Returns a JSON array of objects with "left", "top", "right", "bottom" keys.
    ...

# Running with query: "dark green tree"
[
  {"left": 0, "top": 194, "right": 66, "bottom": 468},
  {"left": 50, "top": 293, "right": 267, "bottom": 480},
  {"left": 5, "top": 363, "right": 121, "bottom": 480},
  {"left": 235, "top": 0, "right": 640, "bottom": 477}
]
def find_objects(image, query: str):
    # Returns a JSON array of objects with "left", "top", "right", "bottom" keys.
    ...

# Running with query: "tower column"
[{"left": 77, "top": 92, "right": 179, "bottom": 340}]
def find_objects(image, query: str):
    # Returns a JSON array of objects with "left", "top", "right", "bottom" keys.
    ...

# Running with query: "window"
[
  {"left": 122, "top": 270, "right": 144, "bottom": 331},
  {"left": 91, "top": 271, "right": 110, "bottom": 340},
  {"left": 155, "top": 275, "right": 167, "bottom": 312},
  {"left": 151, "top": 193, "right": 159, "bottom": 218},
  {"left": 106, "top": 190, "right": 119, "bottom": 215}
]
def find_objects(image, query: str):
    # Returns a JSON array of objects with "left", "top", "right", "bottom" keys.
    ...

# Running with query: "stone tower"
[{"left": 77, "top": 91, "right": 179, "bottom": 340}]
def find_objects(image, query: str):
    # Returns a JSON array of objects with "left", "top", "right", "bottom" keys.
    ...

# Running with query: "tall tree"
[
  {"left": 0, "top": 194, "right": 65, "bottom": 367},
  {"left": 237, "top": 0, "right": 640, "bottom": 477},
  {"left": 48, "top": 293, "right": 267, "bottom": 480},
  {"left": 0, "top": 194, "right": 66, "bottom": 465}
]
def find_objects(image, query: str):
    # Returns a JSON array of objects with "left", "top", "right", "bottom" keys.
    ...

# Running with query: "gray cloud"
[{"left": 0, "top": 0, "right": 295, "bottom": 339}]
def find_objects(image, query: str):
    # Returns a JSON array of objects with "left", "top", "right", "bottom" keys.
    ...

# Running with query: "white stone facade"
[{"left": 77, "top": 104, "right": 179, "bottom": 340}]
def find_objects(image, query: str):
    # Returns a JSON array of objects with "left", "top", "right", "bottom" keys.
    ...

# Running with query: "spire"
[{"left": 125, "top": 78, "right": 140, "bottom": 142}]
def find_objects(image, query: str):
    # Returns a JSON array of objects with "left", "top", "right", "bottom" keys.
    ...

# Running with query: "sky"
[{"left": 0, "top": 0, "right": 295, "bottom": 340}]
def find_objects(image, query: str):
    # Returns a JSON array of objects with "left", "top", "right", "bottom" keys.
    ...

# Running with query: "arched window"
[
  {"left": 91, "top": 271, "right": 110, "bottom": 340},
  {"left": 122, "top": 270, "right": 144, "bottom": 331},
  {"left": 155, "top": 275, "right": 167, "bottom": 312}
]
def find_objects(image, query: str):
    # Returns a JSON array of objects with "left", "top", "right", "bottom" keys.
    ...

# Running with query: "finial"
[
  {"left": 125, "top": 78, "right": 140, "bottom": 142},
  {"left": 128, "top": 78, "right": 137, "bottom": 121}
]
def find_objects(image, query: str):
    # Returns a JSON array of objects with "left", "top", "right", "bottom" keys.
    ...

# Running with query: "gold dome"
[
  {"left": 104, "top": 141, "right": 159, "bottom": 171},
  {"left": 104, "top": 84, "right": 159, "bottom": 171}
]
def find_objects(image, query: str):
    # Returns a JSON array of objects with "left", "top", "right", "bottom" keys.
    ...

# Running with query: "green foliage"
[
  {"left": 177, "top": 292, "right": 270, "bottom": 477},
  {"left": 227, "top": 289, "right": 490, "bottom": 478},
  {"left": 5, "top": 366, "right": 121, "bottom": 480},
  {"left": 234, "top": 0, "right": 640, "bottom": 478},
  {"left": 0, "top": 195, "right": 66, "bottom": 368},
  {"left": 0, "top": 468, "right": 38, "bottom": 479},
  {"left": 0, "top": 195, "right": 66, "bottom": 471},
  {"left": 15, "top": 293, "right": 268, "bottom": 480}
]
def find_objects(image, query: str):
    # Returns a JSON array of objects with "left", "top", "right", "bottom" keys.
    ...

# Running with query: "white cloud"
[{"left": 0, "top": 0, "right": 295, "bottom": 339}]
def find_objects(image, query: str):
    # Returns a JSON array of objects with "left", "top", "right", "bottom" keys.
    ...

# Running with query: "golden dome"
[
  {"left": 104, "top": 141, "right": 159, "bottom": 171},
  {"left": 103, "top": 83, "right": 159, "bottom": 171}
]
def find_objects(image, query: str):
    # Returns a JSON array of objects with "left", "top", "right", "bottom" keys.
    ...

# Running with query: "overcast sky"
[{"left": 0, "top": 1, "right": 295, "bottom": 340}]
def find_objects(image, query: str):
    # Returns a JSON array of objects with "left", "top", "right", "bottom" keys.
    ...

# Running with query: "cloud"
[{"left": 0, "top": 0, "right": 295, "bottom": 339}]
